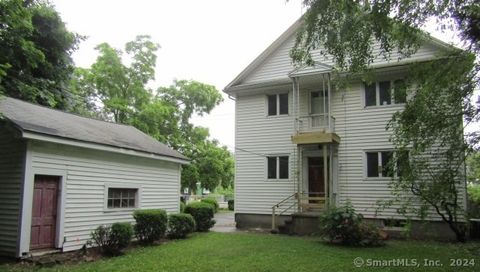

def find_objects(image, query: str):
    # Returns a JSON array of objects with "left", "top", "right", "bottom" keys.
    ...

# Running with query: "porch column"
[{"left": 323, "top": 144, "right": 328, "bottom": 208}]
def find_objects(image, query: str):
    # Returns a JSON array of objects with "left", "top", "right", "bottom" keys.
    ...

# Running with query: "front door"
[
  {"left": 30, "top": 175, "right": 59, "bottom": 250},
  {"left": 308, "top": 157, "right": 325, "bottom": 202}
]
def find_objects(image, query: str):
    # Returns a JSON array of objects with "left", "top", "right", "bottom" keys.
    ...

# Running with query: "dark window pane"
[
  {"left": 381, "top": 151, "right": 394, "bottom": 177},
  {"left": 267, "top": 157, "right": 277, "bottom": 179},
  {"left": 394, "top": 79, "right": 407, "bottom": 103},
  {"left": 128, "top": 199, "right": 135, "bottom": 207},
  {"left": 367, "top": 152, "right": 379, "bottom": 177},
  {"left": 268, "top": 95, "right": 277, "bottom": 116},
  {"left": 108, "top": 199, "right": 113, "bottom": 208},
  {"left": 113, "top": 199, "right": 121, "bottom": 208},
  {"left": 121, "top": 199, "right": 128, "bottom": 208},
  {"left": 364, "top": 83, "right": 376, "bottom": 106},
  {"left": 279, "top": 93, "right": 288, "bottom": 115},
  {"left": 379, "top": 81, "right": 391, "bottom": 105},
  {"left": 279, "top": 156, "right": 289, "bottom": 179}
]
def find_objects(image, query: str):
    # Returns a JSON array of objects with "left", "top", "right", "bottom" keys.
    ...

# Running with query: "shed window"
[
  {"left": 107, "top": 188, "right": 137, "bottom": 208},
  {"left": 364, "top": 83, "right": 376, "bottom": 107},
  {"left": 267, "top": 93, "right": 288, "bottom": 116},
  {"left": 267, "top": 156, "right": 289, "bottom": 179}
]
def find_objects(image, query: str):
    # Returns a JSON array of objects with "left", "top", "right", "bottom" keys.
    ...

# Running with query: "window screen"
[
  {"left": 267, "top": 157, "right": 277, "bottom": 179},
  {"left": 381, "top": 151, "right": 394, "bottom": 177},
  {"left": 364, "top": 83, "right": 376, "bottom": 106},
  {"left": 394, "top": 79, "right": 407, "bottom": 103},
  {"left": 279, "top": 94, "right": 288, "bottom": 115},
  {"left": 279, "top": 156, "right": 289, "bottom": 179},
  {"left": 366, "top": 152, "right": 379, "bottom": 177},
  {"left": 267, "top": 95, "right": 277, "bottom": 116},
  {"left": 379, "top": 81, "right": 391, "bottom": 105}
]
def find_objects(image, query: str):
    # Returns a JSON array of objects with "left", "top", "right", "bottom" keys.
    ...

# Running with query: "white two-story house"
[{"left": 223, "top": 18, "right": 463, "bottom": 238}]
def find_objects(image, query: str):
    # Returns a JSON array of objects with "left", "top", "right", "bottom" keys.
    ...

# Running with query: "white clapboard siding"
[
  {"left": 0, "top": 129, "right": 25, "bottom": 256},
  {"left": 29, "top": 141, "right": 180, "bottom": 252},
  {"left": 235, "top": 89, "right": 299, "bottom": 215},
  {"left": 241, "top": 30, "right": 442, "bottom": 85}
]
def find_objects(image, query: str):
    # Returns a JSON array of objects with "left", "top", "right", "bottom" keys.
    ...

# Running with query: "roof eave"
[{"left": 22, "top": 131, "right": 190, "bottom": 165}]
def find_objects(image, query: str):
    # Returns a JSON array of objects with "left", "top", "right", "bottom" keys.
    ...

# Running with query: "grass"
[{"left": 2, "top": 232, "right": 480, "bottom": 272}]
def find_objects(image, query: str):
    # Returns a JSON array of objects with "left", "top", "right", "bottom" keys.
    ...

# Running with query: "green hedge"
[
  {"left": 133, "top": 209, "right": 167, "bottom": 244},
  {"left": 90, "top": 222, "right": 133, "bottom": 256},
  {"left": 185, "top": 202, "right": 216, "bottom": 232},
  {"left": 167, "top": 213, "right": 196, "bottom": 239},
  {"left": 201, "top": 198, "right": 219, "bottom": 213}
]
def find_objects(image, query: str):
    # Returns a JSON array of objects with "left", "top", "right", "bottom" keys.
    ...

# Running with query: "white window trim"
[
  {"left": 363, "top": 79, "right": 406, "bottom": 108},
  {"left": 266, "top": 155, "right": 290, "bottom": 181},
  {"left": 104, "top": 183, "right": 142, "bottom": 212},
  {"left": 266, "top": 93, "right": 289, "bottom": 117}
]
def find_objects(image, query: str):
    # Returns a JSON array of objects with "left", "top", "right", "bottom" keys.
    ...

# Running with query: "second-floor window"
[
  {"left": 267, "top": 156, "right": 289, "bottom": 179},
  {"left": 267, "top": 93, "right": 288, "bottom": 116},
  {"left": 364, "top": 79, "right": 407, "bottom": 107},
  {"left": 365, "top": 150, "right": 409, "bottom": 178}
]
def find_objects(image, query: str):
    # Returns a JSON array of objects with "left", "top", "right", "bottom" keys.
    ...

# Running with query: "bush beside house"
[
  {"left": 133, "top": 209, "right": 168, "bottom": 244},
  {"left": 185, "top": 202, "right": 216, "bottom": 232},
  {"left": 167, "top": 213, "right": 196, "bottom": 239},
  {"left": 319, "top": 203, "right": 384, "bottom": 246},
  {"left": 90, "top": 222, "right": 133, "bottom": 256}
]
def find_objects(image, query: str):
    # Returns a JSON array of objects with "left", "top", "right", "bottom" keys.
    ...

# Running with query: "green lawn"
[{"left": 2, "top": 232, "right": 480, "bottom": 272}]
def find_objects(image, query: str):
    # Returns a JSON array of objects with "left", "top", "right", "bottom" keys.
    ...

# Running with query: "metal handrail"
[{"left": 271, "top": 193, "right": 297, "bottom": 231}]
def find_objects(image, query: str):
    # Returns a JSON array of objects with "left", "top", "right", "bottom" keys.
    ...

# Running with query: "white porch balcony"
[{"left": 295, "top": 114, "right": 335, "bottom": 133}]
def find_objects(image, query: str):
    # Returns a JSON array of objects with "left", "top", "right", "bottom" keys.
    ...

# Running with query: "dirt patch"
[{"left": 4, "top": 239, "right": 170, "bottom": 270}]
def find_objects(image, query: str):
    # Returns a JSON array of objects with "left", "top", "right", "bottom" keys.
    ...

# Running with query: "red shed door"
[{"left": 30, "top": 175, "right": 59, "bottom": 250}]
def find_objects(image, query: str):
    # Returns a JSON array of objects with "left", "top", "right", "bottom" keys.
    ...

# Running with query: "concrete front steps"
[{"left": 277, "top": 212, "right": 321, "bottom": 235}]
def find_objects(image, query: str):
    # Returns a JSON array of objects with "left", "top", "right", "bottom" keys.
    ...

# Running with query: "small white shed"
[{"left": 0, "top": 97, "right": 188, "bottom": 258}]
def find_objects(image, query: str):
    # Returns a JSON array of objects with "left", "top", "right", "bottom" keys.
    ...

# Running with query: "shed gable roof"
[{"left": 0, "top": 97, "right": 187, "bottom": 161}]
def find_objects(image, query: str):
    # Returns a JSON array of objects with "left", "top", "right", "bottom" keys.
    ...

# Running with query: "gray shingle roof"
[{"left": 0, "top": 97, "right": 187, "bottom": 161}]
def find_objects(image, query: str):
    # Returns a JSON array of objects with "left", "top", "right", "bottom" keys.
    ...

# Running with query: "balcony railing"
[{"left": 295, "top": 114, "right": 335, "bottom": 133}]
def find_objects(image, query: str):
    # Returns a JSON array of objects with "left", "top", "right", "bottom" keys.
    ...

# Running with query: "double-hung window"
[
  {"left": 267, "top": 93, "right": 288, "bottom": 116},
  {"left": 267, "top": 156, "right": 289, "bottom": 179},
  {"left": 364, "top": 79, "right": 407, "bottom": 107},
  {"left": 366, "top": 151, "right": 409, "bottom": 178}
]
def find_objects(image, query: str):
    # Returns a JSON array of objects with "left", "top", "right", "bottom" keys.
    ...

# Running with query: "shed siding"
[
  {"left": 241, "top": 32, "right": 442, "bottom": 85},
  {"left": 28, "top": 141, "right": 180, "bottom": 252},
  {"left": 235, "top": 89, "right": 298, "bottom": 215},
  {"left": 0, "top": 128, "right": 25, "bottom": 256}
]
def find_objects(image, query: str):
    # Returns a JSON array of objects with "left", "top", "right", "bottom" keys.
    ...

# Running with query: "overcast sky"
[
  {"left": 51, "top": 0, "right": 306, "bottom": 150},
  {"left": 51, "top": 0, "right": 463, "bottom": 150}
]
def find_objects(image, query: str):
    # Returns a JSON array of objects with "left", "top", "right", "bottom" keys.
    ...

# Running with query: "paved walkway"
[{"left": 212, "top": 211, "right": 237, "bottom": 232}]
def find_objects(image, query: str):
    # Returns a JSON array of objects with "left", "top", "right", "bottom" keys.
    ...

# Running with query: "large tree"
[
  {"left": 0, "top": 0, "right": 81, "bottom": 109},
  {"left": 73, "top": 37, "right": 233, "bottom": 192},
  {"left": 292, "top": 0, "right": 479, "bottom": 241}
]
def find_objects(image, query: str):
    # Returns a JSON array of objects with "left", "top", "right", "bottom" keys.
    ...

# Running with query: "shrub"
[
  {"left": 468, "top": 184, "right": 480, "bottom": 204},
  {"left": 167, "top": 213, "right": 196, "bottom": 239},
  {"left": 319, "top": 202, "right": 383, "bottom": 246},
  {"left": 185, "top": 202, "right": 216, "bottom": 232},
  {"left": 133, "top": 209, "right": 167, "bottom": 244},
  {"left": 90, "top": 222, "right": 133, "bottom": 255},
  {"left": 228, "top": 199, "right": 234, "bottom": 211},
  {"left": 201, "top": 198, "right": 219, "bottom": 213},
  {"left": 180, "top": 201, "right": 186, "bottom": 213}
]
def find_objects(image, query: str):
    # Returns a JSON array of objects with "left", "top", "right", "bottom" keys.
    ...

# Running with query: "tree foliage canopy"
[
  {"left": 72, "top": 36, "right": 232, "bottom": 192},
  {"left": 0, "top": 0, "right": 81, "bottom": 109},
  {"left": 293, "top": 0, "right": 479, "bottom": 242}
]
